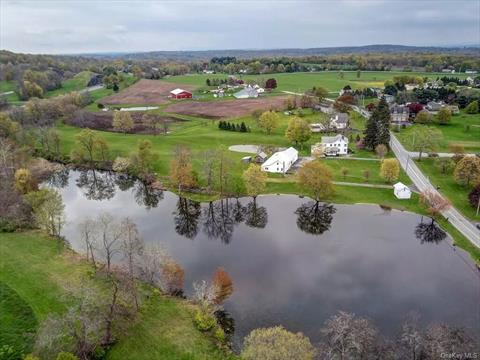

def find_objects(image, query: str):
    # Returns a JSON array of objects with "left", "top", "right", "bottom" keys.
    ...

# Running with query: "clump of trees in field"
[{"left": 218, "top": 120, "right": 249, "bottom": 132}]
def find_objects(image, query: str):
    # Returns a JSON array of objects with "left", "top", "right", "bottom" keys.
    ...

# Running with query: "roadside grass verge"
[{"left": 415, "top": 158, "right": 479, "bottom": 221}]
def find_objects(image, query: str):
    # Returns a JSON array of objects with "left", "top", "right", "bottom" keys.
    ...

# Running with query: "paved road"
[{"left": 390, "top": 133, "right": 480, "bottom": 248}]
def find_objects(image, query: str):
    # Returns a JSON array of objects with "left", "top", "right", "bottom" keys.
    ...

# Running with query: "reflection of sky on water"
[{"left": 51, "top": 170, "right": 480, "bottom": 346}]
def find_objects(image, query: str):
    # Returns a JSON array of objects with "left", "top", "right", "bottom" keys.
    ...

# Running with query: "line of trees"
[{"left": 218, "top": 120, "right": 249, "bottom": 132}]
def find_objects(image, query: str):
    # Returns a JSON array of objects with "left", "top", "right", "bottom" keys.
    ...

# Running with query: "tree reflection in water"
[
  {"left": 133, "top": 181, "right": 163, "bottom": 209},
  {"left": 214, "top": 309, "right": 235, "bottom": 342},
  {"left": 76, "top": 169, "right": 116, "bottom": 201},
  {"left": 202, "top": 199, "right": 235, "bottom": 244},
  {"left": 174, "top": 197, "right": 201, "bottom": 239},
  {"left": 295, "top": 201, "right": 336, "bottom": 235},
  {"left": 415, "top": 216, "right": 447, "bottom": 244},
  {"left": 114, "top": 173, "right": 136, "bottom": 192},
  {"left": 46, "top": 167, "right": 70, "bottom": 189},
  {"left": 232, "top": 199, "right": 246, "bottom": 224},
  {"left": 244, "top": 198, "right": 268, "bottom": 229}
]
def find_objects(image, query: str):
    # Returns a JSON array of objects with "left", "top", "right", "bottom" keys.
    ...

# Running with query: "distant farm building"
[
  {"left": 170, "top": 88, "right": 193, "bottom": 99},
  {"left": 261, "top": 147, "right": 298, "bottom": 173},
  {"left": 393, "top": 182, "right": 412, "bottom": 199},
  {"left": 234, "top": 86, "right": 259, "bottom": 99}
]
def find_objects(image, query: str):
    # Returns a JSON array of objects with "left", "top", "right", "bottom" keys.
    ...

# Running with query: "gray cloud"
[{"left": 1, "top": 0, "right": 478, "bottom": 54}]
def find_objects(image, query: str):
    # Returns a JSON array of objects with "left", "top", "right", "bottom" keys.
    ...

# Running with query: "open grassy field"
[
  {"left": 0, "top": 80, "right": 21, "bottom": 103},
  {"left": 164, "top": 71, "right": 469, "bottom": 95},
  {"left": 415, "top": 158, "right": 480, "bottom": 221},
  {"left": 56, "top": 108, "right": 384, "bottom": 184},
  {"left": 0, "top": 231, "right": 233, "bottom": 360},
  {"left": 45, "top": 71, "right": 94, "bottom": 98},
  {"left": 396, "top": 112, "right": 480, "bottom": 153},
  {"left": 321, "top": 158, "right": 410, "bottom": 185}
]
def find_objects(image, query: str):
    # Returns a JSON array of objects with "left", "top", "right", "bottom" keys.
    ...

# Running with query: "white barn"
[
  {"left": 261, "top": 147, "right": 298, "bottom": 173},
  {"left": 321, "top": 134, "right": 349, "bottom": 156},
  {"left": 393, "top": 182, "right": 412, "bottom": 199}
]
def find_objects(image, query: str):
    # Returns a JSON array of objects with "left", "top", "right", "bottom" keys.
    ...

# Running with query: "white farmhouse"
[
  {"left": 321, "top": 134, "right": 349, "bottom": 156},
  {"left": 261, "top": 147, "right": 298, "bottom": 173},
  {"left": 393, "top": 182, "right": 412, "bottom": 199}
]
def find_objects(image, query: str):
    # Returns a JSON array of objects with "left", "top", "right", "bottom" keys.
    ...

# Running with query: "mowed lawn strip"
[{"left": 0, "top": 231, "right": 233, "bottom": 360}]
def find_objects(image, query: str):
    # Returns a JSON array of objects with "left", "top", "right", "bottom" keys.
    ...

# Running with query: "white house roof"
[
  {"left": 233, "top": 87, "right": 258, "bottom": 98},
  {"left": 170, "top": 88, "right": 189, "bottom": 95},
  {"left": 393, "top": 182, "right": 409, "bottom": 190},
  {"left": 322, "top": 134, "right": 348, "bottom": 144},
  {"left": 262, "top": 147, "right": 298, "bottom": 167},
  {"left": 331, "top": 113, "right": 349, "bottom": 123}
]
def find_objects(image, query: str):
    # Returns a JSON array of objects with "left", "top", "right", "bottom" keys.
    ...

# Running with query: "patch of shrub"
[{"left": 194, "top": 310, "right": 216, "bottom": 332}]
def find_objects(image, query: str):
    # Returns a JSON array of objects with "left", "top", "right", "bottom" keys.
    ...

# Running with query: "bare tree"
[
  {"left": 419, "top": 190, "right": 450, "bottom": 217},
  {"left": 397, "top": 314, "right": 424, "bottom": 360},
  {"left": 137, "top": 244, "right": 168, "bottom": 288},
  {"left": 318, "top": 311, "right": 379, "bottom": 360},
  {"left": 78, "top": 217, "right": 98, "bottom": 268},
  {"left": 423, "top": 324, "right": 477, "bottom": 359},
  {"left": 120, "top": 217, "right": 144, "bottom": 309},
  {"left": 98, "top": 213, "right": 123, "bottom": 272}
]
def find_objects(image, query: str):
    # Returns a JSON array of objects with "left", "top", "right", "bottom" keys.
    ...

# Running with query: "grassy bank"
[{"left": 0, "top": 231, "right": 233, "bottom": 359}]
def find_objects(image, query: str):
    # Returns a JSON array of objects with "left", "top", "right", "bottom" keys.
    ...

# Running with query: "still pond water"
[{"left": 46, "top": 169, "right": 480, "bottom": 346}]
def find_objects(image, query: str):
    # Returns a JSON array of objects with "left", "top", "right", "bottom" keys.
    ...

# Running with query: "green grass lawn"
[
  {"left": 0, "top": 231, "right": 233, "bottom": 360},
  {"left": 164, "top": 71, "right": 469, "bottom": 95},
  {"left": 321, "top": 158, "right": 411, "bottom": 185},
  {"left": 0, "top": 282, "right": 37, "bottom": 356},
  {"left": 56, "top": 109, "right": 386, "bottom": 186},
  {"left": 45, "top": 71, "right": 94, "bottom": 98},
  {"left": 0, "top": 80, "right": 21, "bottom": 103},
  {"left": 396, "top": 112, "right": 480, "bottom": 153},
  {"left": 415, "top": 158, "right": 480, "bottom": 221}
]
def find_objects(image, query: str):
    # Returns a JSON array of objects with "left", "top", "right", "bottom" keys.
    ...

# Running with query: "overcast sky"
[{"left": 1, "top": 0, "right": 479, "bottom": 54}]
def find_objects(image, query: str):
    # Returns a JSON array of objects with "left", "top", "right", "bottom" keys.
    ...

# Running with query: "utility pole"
[{"left": 476, "top": 195, "right": 480, "bottom": 216}]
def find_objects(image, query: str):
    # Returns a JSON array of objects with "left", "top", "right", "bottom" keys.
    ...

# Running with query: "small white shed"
[{"left": 393, "top": 182, "right": 411, "bottom": 199}]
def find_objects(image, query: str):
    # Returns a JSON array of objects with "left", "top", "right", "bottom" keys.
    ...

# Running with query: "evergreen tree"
[
  {"left": 236, "top": 124, "right": 241, "bottom": 132},
  {"left": 364, "top": 112, "right": 378, "bottom": 150},
  {"left": 375, "top": 98, "right": 391, "bottom": 147},
  {"left": 218, "top": 121, "right": 223, "bottom": 129},
  {"left": 240, "top": 122, "right": 247, "bottom": 132}
]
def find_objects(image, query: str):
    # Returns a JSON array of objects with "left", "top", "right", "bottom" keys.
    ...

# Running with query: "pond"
[{"left": 46, "top": 169, "right": 480, "bottom": 347}]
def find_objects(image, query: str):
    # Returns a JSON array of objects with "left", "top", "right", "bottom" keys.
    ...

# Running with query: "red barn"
[{"left": 170, "top": 88, "right": 192, "bottom": 99}]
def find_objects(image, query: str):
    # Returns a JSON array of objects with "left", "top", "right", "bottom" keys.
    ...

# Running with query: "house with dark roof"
[
  {"left": 390, "top": 105, "right": 410, "bottom": 124},
  {"left": 329, "top": 113, "right": 349, "bottom": 130}
]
